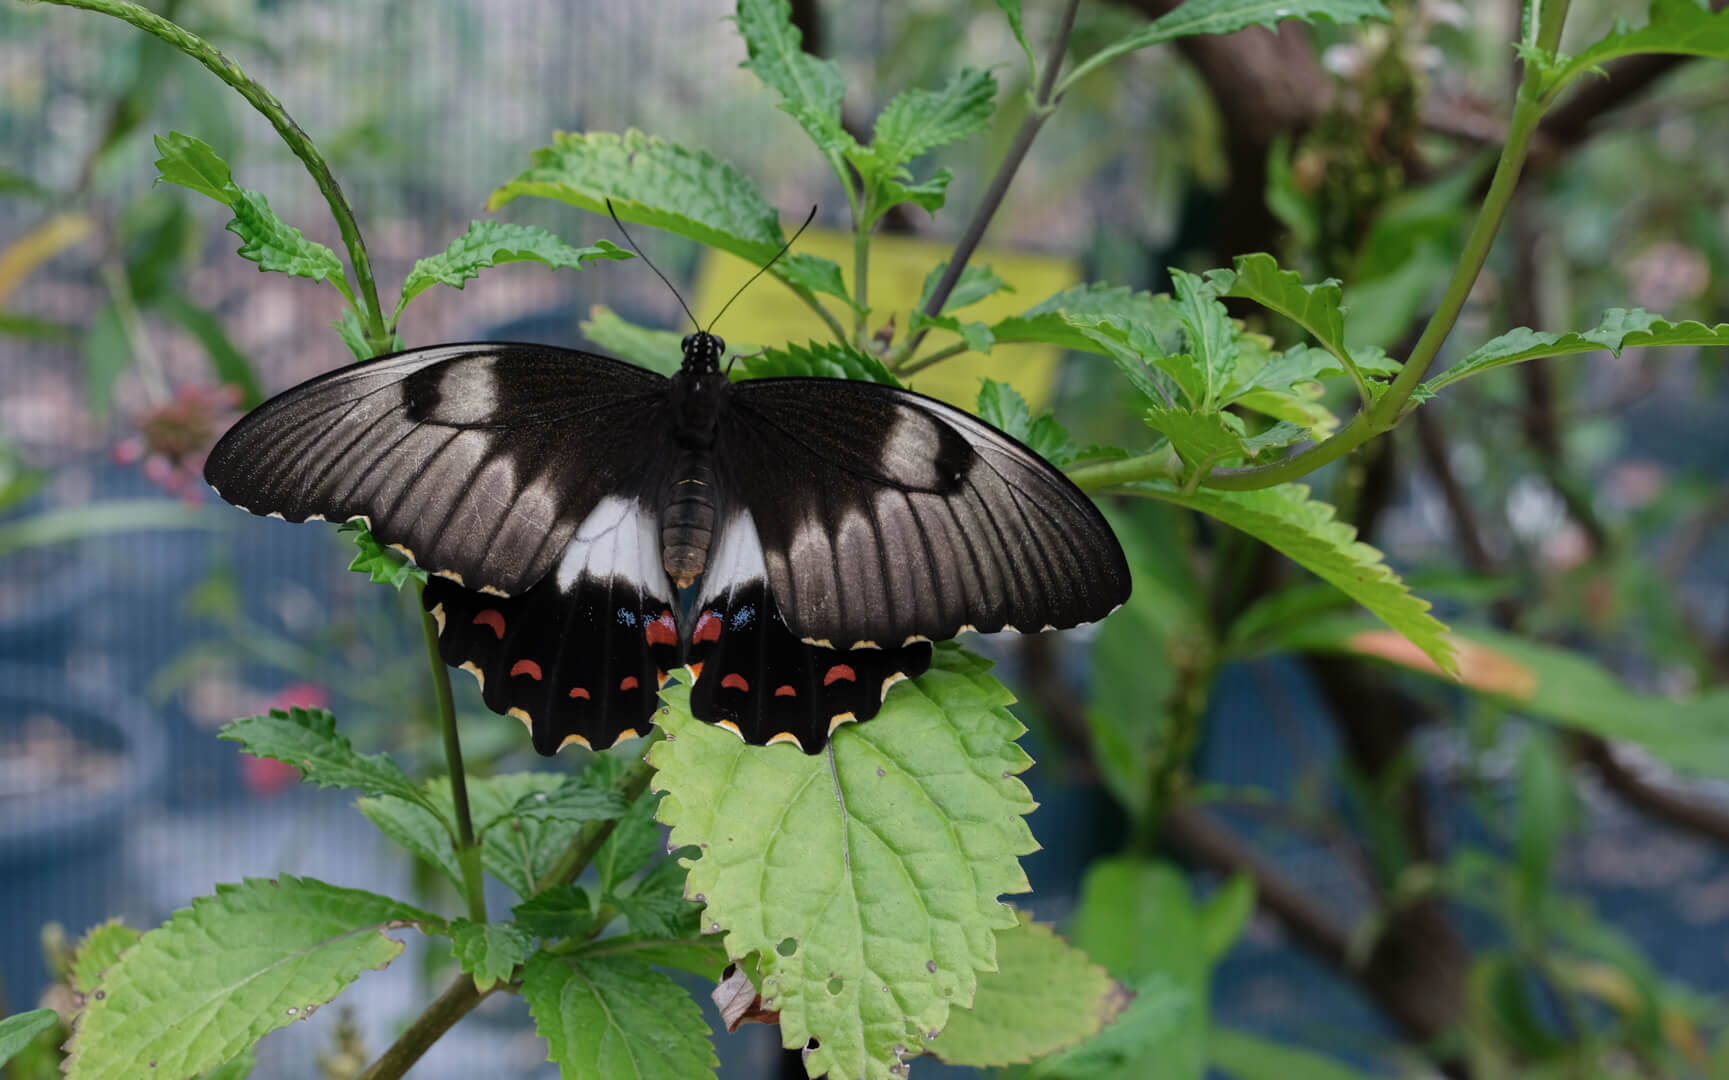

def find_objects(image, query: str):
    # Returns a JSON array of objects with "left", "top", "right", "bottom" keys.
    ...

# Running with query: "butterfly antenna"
[
  {"left": 706, "top": 205, "right": 818, "bottom": 334},
  {"left": 606, "top": 199, "right": 700, "bottom": 332}
]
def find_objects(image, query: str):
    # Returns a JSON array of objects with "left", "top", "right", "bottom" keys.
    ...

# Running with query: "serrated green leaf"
[
  {"left": 910, "top": 310, "right": 995, "bottom": 353},
  {"left": 358, "top": 790, "right": 463, "bottom": 889},
  {"left": 1267, "top": 617, "right": 1729, "bottom": 779},
  {"left": 1124, "top": 481, "right": 1455, "bottom": 675},
  {"left": 395, "top": 222, "right": 630, "bottom": 322},
  {"left": 578, "top": 306, "right": 685, "bottom": 375},
  {"left": 1546, "top": 0, "right": 1729, "bottom": 100},
  {"left": 1169, "top": 269, "right": 1237, "bottom": 411},
  {"left": 489, "top": 130, "right": 848, "bottom": 308},
  {"left": 993, "top": 283, "right": 1181, "bottom": 354},
  {"left": 72, "top": 920, "right": 142, "bottom": 995},
  {"left": 996, "top": 0, "right": 1037, "bottom": 79},
  {"left": 450, "top": 919, "right": 533, "bottom": 991},
  {"left": 595, "top": 789, "right": 665, "bottom": 894},
  {"left": 650, "top": 645, "right": 1035, "bottom": 1080},
  {"left": 976, "top": 379, "right": 1076, "bottom": 465},
  {"left": 1423, "top": 308, "right": 1729, "bottom": 396},
  {"left": 0, "top": 1010, "right": 59, "bottom": 1067},
  {"left": 776, "top": 252, "right": 862, "bottom": 311},
  {"left": 339, "top": 519, "right": 427, "bottom": 589},
  {"left": 152, "top": 131, "right": 236, "bottom": 206},
  {"left": 458, "top": 773, "right": 607, "bottom": 898},
  {"left": 1068, "top": 317, "right": 1178, "bottom": 407},
  {"left": 66, "top": 878, "right": 441, "bottom": 1080},
  {"left": 613, "top": 856, "right": 703, "bottom": 939},
  {"left": 928, "top": 911, "right": 1129, "bottom": 1068},
  {"left": 513, "top": 885, "right": 599, "bottom": 941},
  {"left": 218, "top": 706, "right": 438, "bottom": 814},
  {"left": 878, "top": 167, "right": 954, "bottom": 215},
  {"left": 1207, "top": 253, "right": 1365, "bottom": 391},
  {"left": 1062, "top": 0, "right": 1389, "bottom": 93},
  {"left": 523, "top": 951, "right": 718, "bottom": 1080},
  {"left": 734, "top": 0, "right": 855, "bottom": 157},
  {"left": 227, "top": 189, "right": 350, "bottom": 302},
  {"left": 1145, "top": 405, "right": 1248, "bottom": 467},
  {"left": 737, "top": 340, "right": 900, "bottom": 384},
  {"left": 1209, "top": 1027, "right": 1384, "bottom": 1079},
  {"left": 577, "top": 935, "right": 729, "bottom": 979},
  {"left": 333, "top": 309, "right": 371, "bottom": 361},
  {"left": 498, "top": 774, "right": 630, "bottom": 828},
  {"left": 857, "top": 68, "right": 996, "bottom": 191},
  {"left": 917, "top": 262, "right": 1013, "bottom": 316}
]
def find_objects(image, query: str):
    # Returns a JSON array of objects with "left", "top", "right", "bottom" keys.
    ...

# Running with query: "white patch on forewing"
[
  {"left": 431, "top": 356, "right": 498, "bottom": 424},
  {"left": 697, "top": 509, "right": 767, "bottom": 606},
  {"left": 879, "top": 407, "right": 947, "bottom": 488},
  {"left": 555, "top": 495, "right": 665, "bottom": 593}
]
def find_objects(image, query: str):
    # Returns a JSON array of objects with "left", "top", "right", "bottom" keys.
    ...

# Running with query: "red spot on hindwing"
[
  {"left": 721, "top": 673, "right": 750, "bottom": 692},
  {"left": 645, "top": 610, "right": 677, "bottom": 646},
  {"left": 510, "top": 659, "right": 542, "bottom": 681},
  {"left": 473, "top": 610, "right": 506, "bottom": 639},
  {"left": 619, "top": 676, "right": 639, "bottom": 691},
  {"left": 774, "top": 685, "right": 797, "bottom": 698},
  {"left": 692, "top": 610, "right": 722, "bottom": 644},
  {"left": 568, "top": 686, "right": 590, "bottom": 700},
  {"left": 823, "top": 664, "right": 857, "bottom": 686}
]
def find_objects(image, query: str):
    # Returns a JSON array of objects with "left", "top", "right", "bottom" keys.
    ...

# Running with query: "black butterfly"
[{"left": 204, "top": 330, "right": 1130, "bottom": 755}]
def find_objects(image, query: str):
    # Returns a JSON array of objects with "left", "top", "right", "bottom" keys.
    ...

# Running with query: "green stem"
[
  {"left": 42, "top": 0, "right": 392, "bottom": 354},
  {"left": 1066, "top": 450, "right": 1182, "bottom": 492},
  {"left": 532, "top": 735, "right": 662, "bottom": 895},
  {"left": 893, "top": 340, "right": 969, "bottom": 377},
  {"left": 417, "top": 589, "right": 485, "bottom": 924},
  {"left": 852, "top": 205, "right": 872, "bottom": 350}
]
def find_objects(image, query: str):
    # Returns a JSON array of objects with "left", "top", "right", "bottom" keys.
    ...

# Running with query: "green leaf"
[
  {"left": 471, "top": 773, "right": 609, "bottom": 898},
  {"left": 1546, "top": 0, "right": 1729, "bottom": 99},
  {"left": 227, "top": 190, "right": 349, "bottom": 297},
  {"left": 1062, "top": 0, "right": 1389, "bottom": 93},
  {"left": 857, "top": 68, "right": 997, "bottom": 191},
  {"left": 917, "top": 262, "right": 1013, "bottom": 315},
  {"left": 734, "top": 0, "right": 855, "bottom": 157},
  {"left": 82, "top": 302, "right": 129, "bottom": 419},
  {"left": 737, "top": 340, "right": 900, "bottom": 384},
  {"left": 1207, "top": 253, "right": 1363, "bottom": 390},
  {"left": 613, "top": 856, "right": 703, "bottom": 939},
  {"left": 489, "top": 130, "right": 848, "bottom": 307},
  {"left": 1199, "top": 874, "right": 1257, "bottom": 962},
  {"left": 155, "top": 294, "right": 264, "bottom": 408},
  {"left": 72, "top": 919, "right": 142, "bottom": 994},
  {"left": 594, "top": 789, "right": 665, "bottom": 894},
  {"left": 396, "top": 222, "right": 630, "bottom": 323},
  {"left": 65, "top": 878, "right": 442, "bottom": 1080},
  {"left": 579, "top": 306, "right": 685, "bottom": 376},
  {"left": 777, "top": 252, "right": 862, "bottom": 311},
  {"left": 877, "top": 167, "right": 954, "bottom": 215},
  {"left": 976, "top": 379, "right": 1076, "bottom": 465},
  {"left": 450, "top": 919, "right": 533, "bottom": 991},
  {"left": 1169, "top": 269, "right": 1237, "bottom": 411},
  {"left": 1209, "top": 1027, "right": 1384, "bottom": 1079},
  {"left": 928, "top": 911, "right": 1129, "bottom": 1068},
  {"left": 198, "top": 1049, "right": 258, "bottom": 1080},
  {"left": 522, "top": 951, "right": 718, "bottom": 1080},
  {"left": 499, "top": 774, "right": 631, "bottom": 827},
  {"left": 1514, "top": 730, "right": 1573, "bottom": 914},
  {"left": 333, "top": 309, "right": 372, "bottom": 361},
  {"left": 650, "top": 645, "right": 1035, "bottom": 1080},
  {"left": 1125, "top": 482, "right": 1455, "bottom": 675},
  {"left": 0, "top": 312, "right": 78, "bottom": 341},
  {"left": 1145, "top": 406, "right": 1250, "bottom": 467},
  {"left": 1267, "top": 618, "right": 1729, "bottom": 779},
  {"left": 1027, "top": 973, "right": 1191, "bottom": 1078},
  {"left": 992, "top": 283, "right": 1181, "bottom": 353},
  {"left": 513, "top": 886, "right": 599, "bottom": 941},
  {"left": 1423, "top": 308, "right": 1729, "bottom": 396},
  {"left": 577, "top": 935, "right": 729, "bottom": 979},
  {"left": 358, "top": 788, "right": 464, "bottom": 889},
  {"left": 0, "top": 1011, "right": 59, "bottom": 1067},
  {"left": 152, "top": 131, "right": 235, "bottom": 205},
  {"left": 909, "top": 310, "right": 995, "bottom": 353},
  {"left": 339, "top": 519, "right": 428, "bottom": 589},
  {"left": 996, "top": 0, "right": 1038, "bottom": 79},
  {"left": 218, "top": 706, "right": 437, "bottom": 814}
]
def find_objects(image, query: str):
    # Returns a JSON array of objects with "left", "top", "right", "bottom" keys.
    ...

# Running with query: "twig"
[{"left": 417, "top": 594, "right": 485, "bottom": 924}]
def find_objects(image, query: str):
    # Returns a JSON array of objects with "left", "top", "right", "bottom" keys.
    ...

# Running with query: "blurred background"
[{"left": 2, "top": 0, "right": 1727, "bottom": 1076}]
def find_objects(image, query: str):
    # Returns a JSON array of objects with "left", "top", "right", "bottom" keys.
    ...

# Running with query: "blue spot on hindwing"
[
  {"left": 731, "top": 605, "right": 755, "bottom": 630},
  {"left": 616, "top": 608, "right": 638, "bottom": 627}
]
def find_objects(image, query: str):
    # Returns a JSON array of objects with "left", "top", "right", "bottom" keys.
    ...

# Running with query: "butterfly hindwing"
[
  {"left": 424, "top": 494, "right": 681, "bottom": 755},
  {"left": 686, "top": 510, "right": 933, "bottom": 751},
  {"left": 204, "top": 343, "right": 667, "bottom": 595},
  {"left": 723, "top": 377, "right": 1131, "bottom": 648}
]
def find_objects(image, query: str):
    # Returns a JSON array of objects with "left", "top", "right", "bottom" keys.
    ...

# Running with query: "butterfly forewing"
[
  {"left": 203, "top": 343, "right": 667, "bottom": 595},
  {"left": 723, "top": 378, "right": 1130, "bottom": 649}
]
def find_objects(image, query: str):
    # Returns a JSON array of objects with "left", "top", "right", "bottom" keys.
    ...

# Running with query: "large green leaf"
[
  {"left": 1266, "top": 616, "right": 1729, "bottom": 778},
  {"left": 734, "top": 0, "right": 855, "bottom": 157},
  {"left": 990, "top": 283, "right": 1181, "bottom": 353},
  {"left": 1423, "top": 308, "right": 1729, "bottom": 395},
  {"left": 929, "top": 912, "right": 1128, "bottom": 1067},
  {"left": 1126, "top": 481, "right": 1455, "bottom": 675},
  {"left": 218, "top": 707, "right": 439, "bottom": 816},
  {"left": 0, "top": 1011, "right": 59, "bottom": 1067},
  {"left": 579, "top": 306, "right": 686, "bottom": 375},
  {"left": 522, "top": 951, "right": 718, "bottom": 1080},
  {"left": 65, "top": 878, "right": 442, "bottom": 1080},
  {"left": 650, "top": 646, "right": 1035, "bottom": 1080},
  {"left": 488, "top": 129, "right": 851, "bottom": 308},
  {"left": 1209, "top": 1027, "right": 1384, "bottom": 1079},
  {"left": 72, "top": 920, "right": 142, "bottom": 994},
  {"left": 1061, "top": 0, "right": 1389, "bottom": 92},
  {"left": 394, "top": 222, "right": 629, "bottom": 322},
  {"left": 1546, "top": 0, "right": 1729, "bottom": 99}
]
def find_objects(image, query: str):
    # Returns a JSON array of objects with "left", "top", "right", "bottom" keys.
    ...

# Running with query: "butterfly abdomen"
[{"left": 661, "top": 450, "right": 718, "bottom": 588}]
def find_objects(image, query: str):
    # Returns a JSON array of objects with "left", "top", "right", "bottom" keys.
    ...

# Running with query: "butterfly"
[{"left": 205, "top": 270, "right": 1128, "bottom": 756}]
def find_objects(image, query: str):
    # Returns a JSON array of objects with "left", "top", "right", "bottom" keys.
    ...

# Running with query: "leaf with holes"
[
  {"left": 450, "top": 919, "right": 533, "bottom": 991},
  {"left": 651, "top": 644, "right": 1035, "bottom": 1080},
  {"left": 523, "top": 951, "right": 718, "bottom": 1080},
  {"left": 65, "top": 878, "right": 442, "bottom": 1080},
  {"left": 395, "top": 222, "right": 629, "bottom": 322},
  {"left": 929, "top": 912, "right": 1129, "bottom": 1067}
]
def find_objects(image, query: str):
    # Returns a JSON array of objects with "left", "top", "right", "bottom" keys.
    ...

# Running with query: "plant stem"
[
  {"left": 42, "top": 0, "right": 392, "bottom": 354},
  {"left": 532, "top": 735, "right": 662, "bottom": 894},
  {"left": 902, "top": 0, "right": 1081, "bottom": 359},
  {"left": 852, "top": 206, "right": 872, "bottom": 350},
  {"left": 1066, "top": 450, "right": 1182, "bottom": 492},
  {"left": 893, "top": 340, "right": 968, "bottom": 377},
  {"left": 353, "top": 975, "right": 493, "bottom": 1080},
  {"left": 417, "top": 591, "right": 485, "bottom": 924}
]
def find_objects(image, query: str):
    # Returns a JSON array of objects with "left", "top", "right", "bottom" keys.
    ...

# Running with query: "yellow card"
[{"left": 691, "top": 228, "right": 1079, "bottom": 412}]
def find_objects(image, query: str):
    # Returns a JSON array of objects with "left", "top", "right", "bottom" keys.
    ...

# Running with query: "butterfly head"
[{"left": 680, "top": 331, "right": 727, "bottom": 374}]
